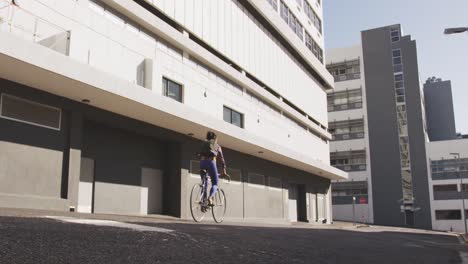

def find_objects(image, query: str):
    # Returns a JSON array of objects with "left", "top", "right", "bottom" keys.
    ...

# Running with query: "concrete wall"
[
  {"left": 0, "top": 79, "right": 334, "bottom": 221},
  {"left": 180, "top": 141, "right": 331, "bottom": 222},
  {"left": 0, "top": 80, "right": 69, "bottom": 210}
]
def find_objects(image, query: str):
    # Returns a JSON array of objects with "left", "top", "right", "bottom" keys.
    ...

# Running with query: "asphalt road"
[{"left": 0, "top": 216, "right": 466, "bottom": 264}]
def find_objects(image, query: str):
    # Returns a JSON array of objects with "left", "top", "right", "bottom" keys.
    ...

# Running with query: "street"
[{"left": 0, "top": 212, "right": 466, "bottom": 264}]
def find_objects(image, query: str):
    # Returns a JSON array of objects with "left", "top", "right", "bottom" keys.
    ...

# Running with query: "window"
[
  {"left": 226, "top": 168, "right": 242, "bottom": 183},
  {"left": 303, "top": 0, "right": 322, "bottom": 33},
  {"left": 280, "top": 1, "right": 304, "bottom": 40},
  {"left": 433, "top": 185, "right": 458, "bottom": 192},
  {"left": 0, "top": 94, "right": 61, "bottom": 130},
  {"left": 394, "top": 74, "right": 404, "bottom": 82},
  {"left": 280, "top": 1, "right": 289, "bottom": 23},
  {"left": 296, "top": 0, "right": 302, "bottom": 7},
  {"left": 435, "top": 210, "right": 461, "bottom": 220},
  {"left": 267, "top": 0, "right": 278, "bottom": 10},
  {"left": 305, "top": 31, "right": 323, "bottom": 63},
  {"left": 223, "top": 106, "right": 244, "bottom": 128},
  {"left": 162, "top": 78, "right": 183, "bottom": 102},
  {"left": 268, "top": 177, "right": 282, "bottom": 189},
  {"left": 248, "top": 173, "right": 265, "bottom": 187},
  {"left": 390, "top": 27, "right": 400, "bottom": 42},
  {"left": 327, "top": 88, "right": 362, "bottom": 112}
]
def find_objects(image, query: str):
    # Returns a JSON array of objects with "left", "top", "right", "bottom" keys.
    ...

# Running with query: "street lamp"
[
  {"left": 444, "top": 27, "right": 468, "bottom": 34},
  {"left": 451, "top": 152, "right": 467, "bottom": 235}
]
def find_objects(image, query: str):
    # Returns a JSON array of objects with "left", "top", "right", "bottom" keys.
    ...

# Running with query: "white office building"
[
  {"left": 0, "top": 0, "right": 346, "bottom": 222},
  {"left": 326, "top": 45, "right": 373, "bottom": 224}
]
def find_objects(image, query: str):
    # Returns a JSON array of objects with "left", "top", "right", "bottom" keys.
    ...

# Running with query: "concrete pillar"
[
  {"left": 326, "top": 182, "right": 333, "bottom": 224},
  {"left": 67, "top": 111, "right": 83, "bottom": 211}
]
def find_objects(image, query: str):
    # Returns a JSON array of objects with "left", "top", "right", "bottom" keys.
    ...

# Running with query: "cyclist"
[{"left": 199, "top": 131, "right": 227, "bottom": 206}]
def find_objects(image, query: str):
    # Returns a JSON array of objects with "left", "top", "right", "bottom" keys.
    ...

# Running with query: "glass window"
[
  {"left": 433, "top": 185, "right": 458, "bottom": 192},
  {"left": 394, "top": 74, "right": 404, "bottom": 82},
  {"left": 280, "top": 1, "right": 289, "bottom": 23},
  {"left": 223, "top": 106, "right": 244, "bottom": 128},
  {"left": 248, "top": 173, "right": 265, "bottom": 186},
  {"left": 267, "top": 0, "right": 278, "bottom": 10},
  {"left": 393, "top": 57, "right": 402, "bottom": 65},
  {"left": 435, "top": 210, "right": 461, "bottom": 220},
  {"left": 0, "top": 94, "right": 61, "bottom": 130},
  {"left": 395, "top": 81, "right": 404, "bottom": 89},
  {"left": 162, "top": 78, "right": 183, "bottom": 102},
  {"left": 392, "top": 50, "right": 401, "bottom": 57},
  {"left": 393, "top": 64, "right": 403, "bottom": 73}
]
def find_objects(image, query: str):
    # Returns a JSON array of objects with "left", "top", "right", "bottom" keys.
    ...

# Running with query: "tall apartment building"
[
  {"left": 0, "top": 0, "right": 346, "bottom": 222},
  {"left": 424, "top": 77, "right": 457, "bottom": 142},
  {"left": 327, "top": 25, "right": 432, "bottom": 229}
]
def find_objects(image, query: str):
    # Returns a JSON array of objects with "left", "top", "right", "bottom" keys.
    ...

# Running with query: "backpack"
[{"left": 201, "top": 139, "right": 218, "bottom": 157}]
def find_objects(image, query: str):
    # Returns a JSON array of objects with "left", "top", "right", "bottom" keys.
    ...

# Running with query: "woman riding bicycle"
[{"left": 199, "top": 131, "right": 227, "bottom": 206}]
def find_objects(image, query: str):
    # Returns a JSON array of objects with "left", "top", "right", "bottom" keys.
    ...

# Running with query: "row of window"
[
  {"left": 327, "top": 59, "right": 361, "bottom": 82},
  {"left": 328, "top": 119, "right": 365, "bottom": 141},
  {"left": 302, "top": 0, "right": 322, "bottom": 33},
  {"left": 431, "top": 159, "right": 468, "bottom": 174},
  {"left": 280, "top": 1, "right": 304, "bottom": 41},
  {"left": 435, "top": 210, "right": 467, "bottom": 220},
  {"left": 390, "top": 26, "right": 401, "bottom": 43},
  {"left": 305, "top": 32, "right": 323, "bottom": 63},
  {"left": 327, "top": 88, "right": 363, "bottom": 112},
  {"left": 268, "top": 0, "right": 324, "bottom": 63},
  {"left": 433, "top": 184, "right": 468, "bottom": 192},
  {"left": 163, "top": 76, "right": 316, "bottom": 135},
  {"left": 390, "top": 33, "right": 413, "bottom": 202},
  {"left": 330, "top": 150, "right": 367, "bottom": 172}
]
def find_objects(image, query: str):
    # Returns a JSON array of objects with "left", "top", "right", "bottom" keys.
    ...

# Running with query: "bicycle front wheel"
[
  {"left": 212, "top": 188, "right": 226, "bottom": 223},
  {"left": 190, "top": 183, "right": 206, "bottom": 222}
]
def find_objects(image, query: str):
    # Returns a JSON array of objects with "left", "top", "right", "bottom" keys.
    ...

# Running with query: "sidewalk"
[{"left": 0, "top": 207, "right": 458, "bottom": 237}]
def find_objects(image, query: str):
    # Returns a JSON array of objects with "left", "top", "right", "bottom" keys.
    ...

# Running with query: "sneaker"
[{"left": 208, "top": 197, "right": 214, "bottom": 206}]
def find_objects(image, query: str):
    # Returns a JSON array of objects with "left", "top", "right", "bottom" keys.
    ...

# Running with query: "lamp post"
[
  {"left": 451, "top": 152, "right": 467, "bottom": 235},
  {"left": 444, "top": 27, "right": 468, "bottom": 35}
]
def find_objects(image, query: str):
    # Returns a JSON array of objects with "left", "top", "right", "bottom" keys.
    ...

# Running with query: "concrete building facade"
[
  {"left": 0, "top": 0, "right": 346, "bottom": 223},
  {"left": 426, "top": 139, "right": 468, "bottom": 232},
  {"left": 327, "top": 25, "right": 432, "bottom": 229}
]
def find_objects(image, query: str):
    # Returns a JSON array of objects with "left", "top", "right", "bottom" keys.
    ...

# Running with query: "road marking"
[{"left": 44, "top": 216, "right": 173, "bottom": 233}]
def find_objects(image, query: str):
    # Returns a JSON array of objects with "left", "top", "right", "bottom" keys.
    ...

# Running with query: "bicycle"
[{"left": 190, "top": 170, "right": 230, "bottom": 223}]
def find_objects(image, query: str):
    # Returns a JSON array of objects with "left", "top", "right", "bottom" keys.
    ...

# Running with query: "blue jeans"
[{"left": 200, "top": 159, "right": 219, "bottom": 198}]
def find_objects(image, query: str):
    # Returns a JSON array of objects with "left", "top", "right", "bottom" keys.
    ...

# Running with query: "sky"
[{"left": 324, "top": 0, "right": 468, "bottom": 134}]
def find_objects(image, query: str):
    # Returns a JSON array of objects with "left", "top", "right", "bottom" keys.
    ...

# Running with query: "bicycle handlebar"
[{"left": 220, "top": 173, "right": 231, "bottom": 183}]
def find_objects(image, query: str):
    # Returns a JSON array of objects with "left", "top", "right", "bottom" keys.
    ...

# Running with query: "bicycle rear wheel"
[
  {"left": 190, "top": 183, "right": 206, "bottom": 222},
  {"left": 212, "top": 188, "right": 226, "bottom": 223}
]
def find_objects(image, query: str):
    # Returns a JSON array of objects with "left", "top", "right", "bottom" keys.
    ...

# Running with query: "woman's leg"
[{"left": 208, "top": 160, "right": 219, "bottom": 198}]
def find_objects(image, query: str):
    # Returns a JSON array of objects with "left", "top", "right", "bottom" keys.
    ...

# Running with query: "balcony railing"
[
  {"left": 433, "top": 191, "right": 468, "bottom": 200},
  {"left": 0, "top": 0, "right": 70, "bottom": 55},
  {"left": 333, "top": 164, "right": 367, "bottom": 172},
  {"left": 333, "top": 73, "right": 361, "bottom": 82},
  {"left": 332, "top": 132, "right": 365, "bottom": 141},
  {"left": 332, "top": 195, "right": 368, "bottom": 205},
  {"left": 432, "top": 171, "right": 468, "bottom": 180},
  {"left": 328, "top": 102, "right": 363, "bottom": 112}
]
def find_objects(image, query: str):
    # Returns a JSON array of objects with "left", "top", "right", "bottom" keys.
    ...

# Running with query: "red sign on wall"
[{"left": 359, "top": 197, "right": 367, "bottom": 204}]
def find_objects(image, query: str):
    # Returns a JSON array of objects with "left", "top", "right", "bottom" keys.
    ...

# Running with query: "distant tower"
[{"left": 424, "top": 77, "right": 457, "bottom": 141}]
